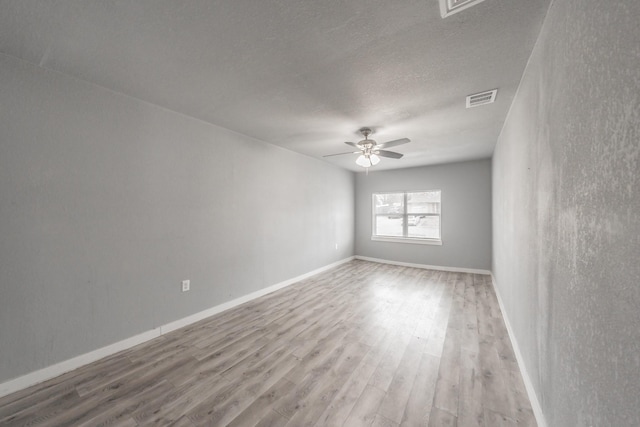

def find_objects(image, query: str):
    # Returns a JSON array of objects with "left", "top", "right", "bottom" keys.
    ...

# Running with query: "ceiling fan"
[{"left": 324, "top": 128, "right": 410, "bottom": 168}]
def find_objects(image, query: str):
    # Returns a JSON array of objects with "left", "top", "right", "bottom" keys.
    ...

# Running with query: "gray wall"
[
  {"left": 0, "top": 53, "right": 354, "bottom": 383},
  {"left": 355, "top": 159, "right": 491, "bottom": 270},
  {"left": 492, "top": 0, "right": 640, "bottom": 425}
]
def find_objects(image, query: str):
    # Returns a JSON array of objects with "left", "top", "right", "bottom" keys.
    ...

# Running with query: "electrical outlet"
[
  {"left": 335, "top": 243, "right": 338, "bottom": 250},
  {"left": 181, "top": 280, "right": 190, "bottom": 292}
]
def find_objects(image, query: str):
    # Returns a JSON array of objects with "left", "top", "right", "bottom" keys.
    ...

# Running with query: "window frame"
[{"left": 371, "top": 190, "right": 442, "bottom": 245}]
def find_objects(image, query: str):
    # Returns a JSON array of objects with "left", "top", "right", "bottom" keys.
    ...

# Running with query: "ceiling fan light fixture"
[
  {"left": 356, "top": 153, "right": 381, "bottom": 168},
  {"left": 356, "top": 154, "right": 371, "bottom": 167}
]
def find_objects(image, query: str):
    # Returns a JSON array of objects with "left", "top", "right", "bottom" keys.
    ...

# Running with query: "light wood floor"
[{"left": 0, "top": 260, "right": 535, "bottom": 426}]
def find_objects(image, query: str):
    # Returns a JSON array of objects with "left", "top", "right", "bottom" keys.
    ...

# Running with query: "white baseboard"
[
  {"left": 355, "top": 255, "right": 491, "bottom": 275},
  {"left": 0, "top": 256, "right": 355, "bottom": 398},
  {"left": 490, "top": 273, "right": 547, "bottom": 427}
]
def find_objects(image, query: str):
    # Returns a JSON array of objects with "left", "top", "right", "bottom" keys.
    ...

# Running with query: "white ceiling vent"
[
  {"left": 439, "top": 0, "right": 488, "bottom": 18},
  {"left": 466, "top": 89, "right": 497, "bottom": 108}
]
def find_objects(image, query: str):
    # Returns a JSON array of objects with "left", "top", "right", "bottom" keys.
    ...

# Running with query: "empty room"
[{"left": 0, "top": 0, "right": 638, "bottom": 426}]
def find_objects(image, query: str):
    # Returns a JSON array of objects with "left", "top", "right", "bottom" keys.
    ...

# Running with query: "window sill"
[{"left": 371, "top": 236, "right": 443, "bottom": 246}]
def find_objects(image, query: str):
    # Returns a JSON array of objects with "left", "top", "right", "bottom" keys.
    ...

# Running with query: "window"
[{"left": 372, "top": 190, "right": 442, "bottom": 245}]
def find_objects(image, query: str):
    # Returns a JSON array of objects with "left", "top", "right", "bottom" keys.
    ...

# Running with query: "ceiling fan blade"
[
  {"left": 344, "top": 141, "right": 359, "bottom": 148},
  {"left": 323, "top": 151, "right": 359, "bottom": 157},
  {"left": 375, "top": 149, "right": 403, "bottom": 159},
  {"left": 376, "top": 138, "right": 410, "bottom": 149}
]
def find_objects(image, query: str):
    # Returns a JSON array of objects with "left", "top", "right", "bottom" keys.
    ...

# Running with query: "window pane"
[
  {"left": 374, "top": 215, "right": 403, "bottom": 237},
  {"left": 408, "top": 215, "right": 440, "bottom": 239},
  {"left": 407, "top": 191, "right": 440, "bottom": 214},
  {"left": 374, "top": 193, "right": 404, "bottom": 215}
]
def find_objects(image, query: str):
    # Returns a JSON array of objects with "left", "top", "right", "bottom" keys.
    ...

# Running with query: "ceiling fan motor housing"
[
  {"left": 358, "top": 140, "right": 375, "bottom": 149},
  {"left": 358, "top": 128, "right": 375, "bottom": 150}
]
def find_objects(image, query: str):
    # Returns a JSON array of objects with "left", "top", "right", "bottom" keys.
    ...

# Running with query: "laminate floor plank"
[
  {"left": 128, "top": 374, "right": 230, "bottom": 424},
  {"left": 191, "top": 326, "right": 271, "bottom": 362},
  {"left": 377, "top": 335, "right": 427, "bottom": 423},
  {"left": 50, "top": 354, "right": 193, "bottom": 426},
  {"left": 483, "top": 408, "right": 518, "bottom": 427},
  {"left": 371, "top": 414, "right": 400, "bottom": 427},
  {"left": 429, "top": 406, "right": 458, "bottom": 427},
  {"left": 457, "top": 350, "right": 484, "bottom": 427},
  {"left": 283, "top": 323, "right": 350, "bottom": 385},
  {"left": 398, "top": 353, "right": 440, "bottom": 427},
  {"left": 283, "top": 341, "right": 370, "bottom": 427},
  {"left": 461, "top": 276, "right": 480, "bottom": 354},
  {"left": 187, "top": 345, "right": 296, "bottom": 426},
  {"left": 342, "top": 384, "right": 387, "bottom": 427},
  {"left": 253, "top": 409, "right": 289, "bottom": 427},
  {"left": 0, "top": 390, "right": 80, "bottom": 426},
  {"left": 75, "top": 379, "right": 175, "bottom": 427},
  {"left": 433, "top": 376, "right": 460, "bottom": 417},
  {"left": 312, "top": 330, "right": 393, "bottom": 427},
  {"left": 272, "top": 338, "right": 356, "bottom": 420},
  {"left": 0, "top": 260, "right": 536, "bottom": 427},
  {"left": 367, "top": 331, "right": 412, "bottom": 392},
  {"left": 226, "top": 377, "right": 295, "bottom": 427}
]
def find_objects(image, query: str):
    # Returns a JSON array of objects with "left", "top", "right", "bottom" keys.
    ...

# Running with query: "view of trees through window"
[{"left": 373, "top": 191, "right": 441, "bottom": 240}]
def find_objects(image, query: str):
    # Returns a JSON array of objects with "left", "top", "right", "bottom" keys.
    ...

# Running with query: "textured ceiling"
[{"left": 0, "top": 0, "right": 550, "bottom": 171}]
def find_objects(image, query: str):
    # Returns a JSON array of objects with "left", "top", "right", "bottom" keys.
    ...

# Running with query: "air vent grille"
[
  {"left": 439, "top": 0, "right": 488, "bottom": 18},
  {"left": 466, "top": 89, "right": 497, "bottom": 108}
]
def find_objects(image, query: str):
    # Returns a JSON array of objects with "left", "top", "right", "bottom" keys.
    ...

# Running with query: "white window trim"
[
  {"left": 371, "top": 236, "right": 443, "bottom": 245},
  {"left": 371, "top": 190, "right": 442, "bottom": 245}
]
